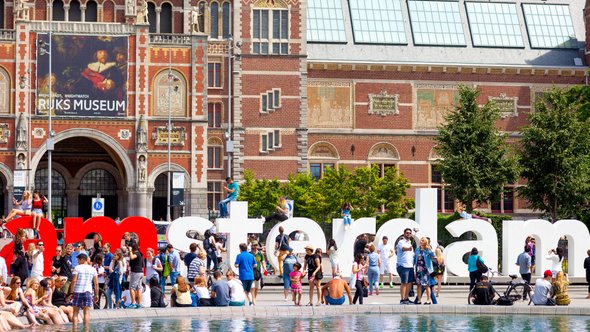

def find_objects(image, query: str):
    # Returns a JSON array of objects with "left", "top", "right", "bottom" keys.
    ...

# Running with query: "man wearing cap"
[
  {"left": 69, "top": 252, "right": 99, "bottom": 326},
  {"left": 30, "top": 241, "right": 45, "bottom": 281},
  {"left": 377, "top": 236, "right": 394, "bottom": 289},
  {"left": 531, "top": 270, "right": 555, "bottom": 306},
  {"left": 321, "top": 275, "right": 352, "bottom": 305}
]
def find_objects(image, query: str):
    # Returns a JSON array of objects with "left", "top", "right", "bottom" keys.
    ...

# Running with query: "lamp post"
[
  {"left": 226, "top": 36, "right": 232, "bottom": 178},
  {"left": 167, "top": 48, "right": 172, "bottom": 223}
]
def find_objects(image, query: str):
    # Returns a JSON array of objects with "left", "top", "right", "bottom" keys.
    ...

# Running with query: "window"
[
  {"left": 207, "top": 181, "right": 223, "bottom": 211},
  {"left": 431, "top": 165, "right": 454, "bottom": 212},
  {"left": 160, "top": 3, "right": 173, "bottom": 33},
  {"left": 34, "top": 168, "right": 67, "bottom": 218},
  {"left": 522, "top": 4, "right": 577, "bottom": 49},
  {"left": 210, "top": 2, "right": 219, "bottom": 39},
  {"left": 222, "top": 2, "right": 231, "bottom": 39},
  {"left": 0, "top": 0, "right": 4, "bottom": 29},
  {"left": 85, "top": 0, "right": 98, "bottom": 22},
  {"left": 208, "top": 138, "right": 223, "bottom": 169},
  {"left": 208, "top": 103, "right": 222, "bottom": 128},
  {"left": 260, "top": 89, "right": 280, "bottom": 113},
  {"left": 147, "top": 2, "right": 157, "bottom": 33},
  {"left": 408, "top": 0, "right": 466, "bottom": 46},
  {"left": 349, "top": 0, "right": 406, "bottom": 45},
  {"left": 374, "top": 164, "right": 397, "bottom": 178},
  {"left": 465, "top": 2, "right": 523, "bottom": 48},
  {"left": 80, "top": 169, "right": 117, "bottom": 196},
  {"left": 491, "top": 188, "right": 514, "bottom": 213},
  {"left": 253, "top": 9, "right": 289, "bottom": 54},
  {"left": 0, "top": 67, "right": 9, "bottom": 114},
  {"left": 310, "top": 163, "right": 334, "bottom": 180},
  {"left": 53, "top": 0, "right": 65, "bottom": 21},
  {"left": 260, "top": 130, "right": 281, "bottom": 153},
  {"left": 69, "top": 0, "right": 82, "bottom": 22},
  {"left": 208, "top": 62, "right": 222, "bottom": 88},
  {"left": 307, "top": 0, "right": 346, "bottom": 43}
]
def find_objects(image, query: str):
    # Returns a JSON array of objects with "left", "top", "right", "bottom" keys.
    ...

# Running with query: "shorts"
[
  {"left": 380, "top": 260, "right": 392, "bottom": 274},
  {"left": 325, "top": 295, "right": 345, "bottom": 305},
  {"left": 396, "top": 266, "right": 415, "bottom": 284},
  {"left": 283, "top": 275, "right": 291, "bottom": 290},
  {"left": 72, "top": 292, "right": 93, "bottom": 308},
  {"left": 291, "top": 286, "right": 302, "bottom": 294},
  {"left": 242, "top": 280, "right": 253, "bottom": 293},
  {"left": 229, "top": 300, "right": 245, "bottom": 306},
  {"left": 330, "top": 259, "right": 339, "bottom": 269},
  {"left": 32, "top": 208, "right": 43, "bottom": 215},
  {"left": 254, "top": 279, "right": 262, "bottom": 289},
  {"left": 129, "top": 272, "right": 143, "bottom": 290}
]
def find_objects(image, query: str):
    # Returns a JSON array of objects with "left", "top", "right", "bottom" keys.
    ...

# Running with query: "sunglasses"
[{"left": 15, "top": 282, "right": 21, "bottom": 285}]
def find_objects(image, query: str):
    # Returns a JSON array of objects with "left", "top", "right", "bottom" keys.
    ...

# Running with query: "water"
[{"left": 29, "top": 314, "right": 590, "bottom": 332}]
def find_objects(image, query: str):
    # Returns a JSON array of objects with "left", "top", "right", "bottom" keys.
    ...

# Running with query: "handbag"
[
  {"left": 254, "top": 268, "right": 262, "bottom": 281},
  {"left": 476, "top": 257, "right": 489, "bottom": 274}
]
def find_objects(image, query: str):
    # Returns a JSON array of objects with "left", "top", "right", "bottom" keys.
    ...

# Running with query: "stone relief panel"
[
  {"left": 489, "top": 93, "right": 518, "bottom": 118},
  {"left": 414, "top": 84, "right": 458, "bottom": 130},
  {"left": 308, "top": 81, "right": 353, "bottom": 129},
  {"left": 368, "top": 92, "right": 399, "bottom": 116},
  {"left": 368, "top": 143, "right": 399, "bottom": 160},
  {"left": 308, "top": 141, "right": 339, "bottom": 159},
  {"left": 153, "top": 69, "right": 186, "bottom": 117},
  {"left": 0, "top": 124, "right": 9, "bottom": 143}
]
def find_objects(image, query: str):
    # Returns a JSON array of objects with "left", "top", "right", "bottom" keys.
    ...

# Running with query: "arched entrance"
[{"left": 78, "top": 169, "right": 118, "bottom": 220}]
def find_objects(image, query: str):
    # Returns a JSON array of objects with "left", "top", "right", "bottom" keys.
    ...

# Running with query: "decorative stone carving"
[
  {"left": 138, "top": 154, "right": 147, "bottom": 182},
  {"left": 136, "top": 0, "right": 149, "bottom": 24},
  {"left": 32, "top": 128, "right": 45, "bottom": 139},
  {"left": 307, "top": 81, "right": 353, "bottom": 129},
  {"left": 368, "top": 143, "right": 399, "bottom": 160},
  {"left": 118, "top": 129, "right": 131, "bottom": 140},
  {"left": 368, "top": 91, "right": 399, "bottom": 116},
  {"left": 14, "top": 0, "right": 31, "bottom": 21},
  {"left": 154, "top": 70, "right": 186, "bottom": 116},
  {"left": 136, "top": 115, "right": 148, "bottom": 152},
  {"left": 153, "top": 127, "right": 186, "bottom": 146},
  {"left": 0, "top": 124, "right": 9, "bottom": 144},
  {"left": 190, "top": 3, "right": 206, "bottom": 34},
  {"left": 15, "top": 113, "right": 28, "bottom": 151},
  {"left": 489, "top": 93, "right": 518, "bottom": 118},
  {"left": 308, "top": 142, "right": 339, "bottom": 159},
  {"left": 16, "top": 153, "right": 26, "bottom": 170},
  {"left": 126, "top": 0, "right": 136, "bottom": 16}
]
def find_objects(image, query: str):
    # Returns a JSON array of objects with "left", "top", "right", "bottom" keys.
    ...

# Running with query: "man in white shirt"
[
  {"left": 0, "top": 256, "right": 8, "bottom": 285},
  {"left": 377, "top": 236, "right": 395, "bottom": 289},
  {"left": 396, "top": 228, "right": 415, "bottom": 305},
  {"left": 531, "top": 270, "right": 555, "bottom": 306},
  {"left": 31, "top": 241, "right": 45, "bottom": 281},
  {"left": 70, "top": 253, "right": 99, "bottom": 326}
]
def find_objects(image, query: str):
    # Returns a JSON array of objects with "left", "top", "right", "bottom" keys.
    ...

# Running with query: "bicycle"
[{"left": 468, "top": 269, "right": 532, "bottom": 305}]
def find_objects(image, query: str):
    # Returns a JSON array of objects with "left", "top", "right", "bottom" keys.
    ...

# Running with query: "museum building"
[{"left": 0, "top": 0, "right": 587, "bottom": 222}]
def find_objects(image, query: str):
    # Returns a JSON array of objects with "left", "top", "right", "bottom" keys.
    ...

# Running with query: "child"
[
  {"left": 341, "top": 202, "right": 353, "bottom": 230},
  {"left": 119, "top": 282, "right": 132, "bottom": 308},
  {"left": 290, "top": 262, "right": 303, "bottom": 306}
]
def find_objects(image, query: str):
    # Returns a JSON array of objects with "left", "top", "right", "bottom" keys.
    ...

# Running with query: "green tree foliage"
[
  {"left": 435, "top": 85, "right": 518, "bottom": 212},
  {"left": 238, "top": 170, "right": 282, "bottom": 217},
  {"left": 374, "top": 167, "right": 415, "bottom": 226},
  {"left": 518, "top": 88, "right": 590, "bottom": 221}
]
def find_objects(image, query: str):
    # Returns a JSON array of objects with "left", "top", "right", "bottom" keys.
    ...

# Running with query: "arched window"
[
  {"left": 160, "top": 3, "right": 172, "bottom": 33},
  {"left": 152, "top": 69, "right": 187, "bottom": 116},
  {"left": 0, "top": 67, "right": 9, "bottom": 114},
  {"left": 308, "top": 142, "right": 339, "bottom": 180},
  {"left": 79, "top": 169, "right": 117, "bottom": 219},
  {"left": 0, "top": 0, "right": 4, "bottom": 29},
  {"left": 102, "top": 0, "right": 115, "bottom": 22},
  {"left": 147, "top": 2, "right": 157, "bottom": 33},
  {"left": 85, "top": 0, "right": 97, "bottom": 22},
  {"left": 52, "top": 0, "right": 65, "bottom": 21},
  {"left": 34, "top": 168, "right": 67, "bottom": 221},
  {"left": 210, "top": 2, "right": 219, "bottom": 39},
  {"left": 197, "top": 1, "right": 206, "bottom": 33},
  {"left": 208, "top": 137, "right": 223, "bottom": 169},
  {"left": 222, "top": 2, "right": 231, "bottom": 38},
  {"left": 367, "top": 143, "right": 400, "bottom": 178},
  {"left": 69, "top": 0, "right": 82, "bottom": 21}
]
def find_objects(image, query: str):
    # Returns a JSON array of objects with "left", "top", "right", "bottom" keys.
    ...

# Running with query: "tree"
[
  {"left": 238, "top": 170, "right": 282, "bottom": 217},
  {"left": 518, "top": 88, "right": 590, "bottom": 221},
  {"left": 435, "top": 85, "right": 518, "bottom": 211}
]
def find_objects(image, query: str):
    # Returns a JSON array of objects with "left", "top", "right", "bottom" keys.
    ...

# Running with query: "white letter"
[
  {"left": 165, "top": 216, "right": 212, "bottom": 253},
  {"left": 444, "top": 220, "right": 497, "bottom": 277},
  {"left": 332, "top": 217, "right": 376, "bottom": 276}
]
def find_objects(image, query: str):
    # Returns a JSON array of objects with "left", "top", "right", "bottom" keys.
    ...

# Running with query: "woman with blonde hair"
[
  {"left": 265, "top": 196, "right": 289, "bottom": 223},
  {"left": 22, "top": 278, "right": 53, "bottom": 324},
  {"left": 36, "top": 278, "right": 67, "bottom": 324},
  {"left": 4, "top": 191, "right": 32, "bottom": 223},
  {"left": 552, "top": 271, "right": 570, "bottom": 306},
  {"left": 171, "top": 276, "right": 192, "bottom": 307},
  {"left": 4, "top": 276, "right": 38, "bottom": 325},
  {"left": 432, "top": 247, "right": 445, "bottom": 297},
  {"left": 414, "top": 237, "right": 435, "bottom": 305}
]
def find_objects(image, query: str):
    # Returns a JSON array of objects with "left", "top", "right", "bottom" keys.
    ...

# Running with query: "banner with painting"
[{"left": 36, "top": 35, "right": 128, "bottom": 117}]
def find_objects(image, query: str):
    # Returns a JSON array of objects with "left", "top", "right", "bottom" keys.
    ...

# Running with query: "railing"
[
  {"left": 0, "top": 30, "right": 16, "bottom": 41},
  {"left": 149, "top": 34, "right": 192, "bottom": 45}
]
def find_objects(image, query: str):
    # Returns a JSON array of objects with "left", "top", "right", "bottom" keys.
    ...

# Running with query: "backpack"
[
  {"left": 476, "top": 257, "right": 489, "bottom": 274},
  {"left": 161, "top": 254, "right": 170, "bottom": 278},
  {"left": 495, "top": 295, "right": 513, "bottom": 306}
]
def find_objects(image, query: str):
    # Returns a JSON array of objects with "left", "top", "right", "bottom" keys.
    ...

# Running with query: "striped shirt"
[
  {"left": 73, "top": 264, "right": 97, "bottom": 294},
  {"left": 188, "top": 258, "right": 205, "bottom": 280}
]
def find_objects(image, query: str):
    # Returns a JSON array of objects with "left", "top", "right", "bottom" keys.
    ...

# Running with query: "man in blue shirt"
[
  {"left": 234, "top": 243, "right": 256, "bottom": 305},
  {"left": 210, "top": 270, "right": 230, "bottom": 306},
  {"left": 166, "top": 244, "right": 181, "bottom": 286},
  {"left": 218, "top": 177, "right": 239, "bottom": 218}
]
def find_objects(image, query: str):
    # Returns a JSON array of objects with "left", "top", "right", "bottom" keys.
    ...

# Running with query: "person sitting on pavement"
[
  {"left": 210, "top": 270, "right": 230, "bottom": 307},
  {"left": 320, "top": 275, "right": 352, "bottom": 305},
  {"left": 531, "top": 270, "right": 555, "bottom": 306},
  {"left": 552, "top": 271, "right": 570, "bottom": 306},
  {"left": 469, "top": 275, "right": 496, "bottom": 305}
]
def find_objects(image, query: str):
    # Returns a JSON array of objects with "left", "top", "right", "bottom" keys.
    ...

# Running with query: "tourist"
[
  {"left": 70, "top": 242, "right": 85, "bottom": 269},
  {"left": 23, "top": 279, "right": 54, "bottom": 324},
  {"left": 123, "top": 232, "right": 137, "bottom": 248},
  {"left": 282, "top": 249, "right": 298, "bottom": 301},
  {"left": 226, "top": 271, "right": 246, "bottom": 306},
  {"left": 457, "top": 204, "right": 491, "bottom": 223},
  {"left": 467, "top": 247, "right": 484, "bottom": 291},
  {"left": 12, "top": 251, "right": 28, "bottom": 287},
  {"left": 145, "top": 247, "right": 163, "bottom": 282},
  {"left": 90, "top": 234, "right": 103, "bottom": 262},
  {"left": 157, "top": 248, "right": 170, "bottom": 292},
  {"left": 210, "top": 270, "right": 230, "bottom": 307},
  {"left": 149, "top": 277, "right": 167, "bottom": 308},
  {"left": 354, "top": 234, "right": 368, "bottom": 259},
  {"left": 170, "top": 276, "right": 192, "bottom": 307},
  {"left": 214, "top": 234, "right": 226, "bottom": 268},
  {"left": 92, "top": 255, "right": 105, "bottom": 307},
  {"left": 516, "top": 245, "right": 532, "bottom": 285},
  {"left": 183, "top": 243, "right": 198, "bottom": 269},
  {"left": 341, "top": 202, "right": 353, "bottom": 230},
  {"left": 188, "top": 251, "right": 207, "bottom": 282},
  {"left": 367, "top": 244, "right": 380, "bottom": 295},
  {"left": 275, "top": 226, "right": 291, "bottom": 277},
  {"left": 193, "top": 276, "right": 212, "bottom": 306},
  {"left": 265, "top": 196, "right": 289, "bottom": 223},
  {"left": 118, "top": 282, "right": 132, "bottom": 308},
  {"left": 106, "top": 249, "right": 126, "bottom": 309},
  {"left": 286, "top": 262, "right": 304, "bottom": 306},
  {"left": 51, "top": 276, "right": 74, "bottom": 321},
  {"left": 552, "top": 271, "right": 570, "bottom": 306},
  {"left": 0, "top": 288, "right": 31, "bottom": 329},
  {"left": 234, "top": 243, "right": 256, "bottom": 305},
  {"left": 432, "top": 247, "right": 445, "bottom": 297},
  {"left": 585, "top": 249, "right": 590, "bottom": 299},
  {"left": 31, "top": 242, "right": 47, "bottom": 282},
  {"left": 377, "top": 236, "right": 394, "bottom": 289},
  {"left": 36, "top": 278, "right": 67, "bottom": 324},
  {"left": 251, "top": 241, "right": 266, "bottom": 304},
  {"left": 321, "top": 275, "right": 352, "bottom": 305},
  {"left": 546, "top": 247, "right": 564, "bottom": 278},
  {"left": 69, "top": 252, "right": 99, "bottom": 326},
  {"left": 25, "top": 243, "right": 35, "bottom": 278},
  {"left": 302, "top": 245, "right": 322, "bottom": 306},
  {"left": 30, "top": 191, "right": 48, "bottom": 237},
  {"left": 397, "top": 228, "right": 415, "bottom": 304},
  {"left": 327, "top": 238, "right": 339, "bottom": 278},
  {"left": 0, "top": 255, "right": 7, "bottom": 285},
  {"left": 102, "top": 243, "right": 113, "bottom": 282},
  {"left": 4, "top": 191, "right": 31, "bottom": 223},
  {"left": 166, "top": 244, "right": 181, "bottom": 287},
  {"left": 218, "top": 177, "right": 239, "bottom": 218},
  {"left": 414, "top": 237, "right": 434, "bottom": 305},
  {"left": 469, "top": 275, "right": 495, "bottom": 305},
  {"left": 203, "top": 230, "right": 218, "bottom": 271},
  {"left": 127, "top": 243, "right": 144, "bottom": 308},
  {"left": 351, "top": 254, "right": 366, "bottom": 305},
  {"left": 531, "top": 270, "right": 555, "bottom": 306},
  {"left": 13, "top": 228, "right": 26, "bottom": 256},
  {"left": 5, "top": 276, "right": 38, "bottom": 325},
  {"left": 526, "top": 236, "right": 536, "bottom": 274},
  {"left": 140, "top": 282, "right": 151, "bottom": 308}
]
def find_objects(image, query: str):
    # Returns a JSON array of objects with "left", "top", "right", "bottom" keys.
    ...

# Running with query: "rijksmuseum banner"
[{"left": 36, "top": 35, "right": 128, "bottom": 117}]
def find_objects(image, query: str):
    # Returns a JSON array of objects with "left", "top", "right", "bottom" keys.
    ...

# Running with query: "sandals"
[
  {"left": 306, "top": 302, "right": 313, "bottom": 306},
  {"left": 424, "top": 302, "right": 431, "bottom": 305}
]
